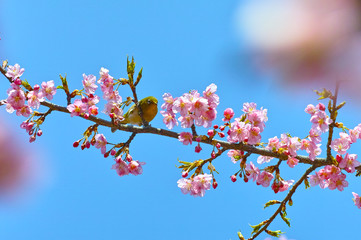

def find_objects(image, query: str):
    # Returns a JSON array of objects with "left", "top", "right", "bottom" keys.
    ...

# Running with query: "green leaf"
[
  {"left": 250, "top": 221, "right": 268, "bottom": 235},
  {"left": 280, "top": 211, "right": 291, "bottom": 227},
  {"left": 59, "top": 74, "right": 70, "bottom": 95},
  {"left": 21, "top": 80, "right": 32, "bottom": 91},
  {"left": 265, "top": 229, "right": 284, "bottom": 238},
  {"left": 336, "top": 101, "right": 346, "bottom": 110},
  {"left": 264, "top": 200, "right": 281, "bottom": 209},
  {"left": 314, "top": 88, "right": 333, "bottom": 100}
]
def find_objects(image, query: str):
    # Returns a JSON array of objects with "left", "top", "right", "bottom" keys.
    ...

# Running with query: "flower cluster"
[
  {"left": 246, "top": 161, "right": 293, "bottom": 193},
  {"left": 6, "top": 65, "right": 56, "bottom": 117},
  {"left": 226, "top": 102, "right": 268, "bottom": 145},
  {"left": 308, "top": 165, "right": 349, "bottom": 191},
  {"left": 161, "top": 84, "right": 219, "bottom": 129},
  {"left": 111, "top": 155, "right": 145, "bottom": 177},
  {"left": 177, "top": 173, "right": 213, "bottom": 197}
]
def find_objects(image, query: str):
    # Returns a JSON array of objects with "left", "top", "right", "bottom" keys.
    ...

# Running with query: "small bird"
[{"left": 111, "top": 96, "right": 158, "bottom": 132}]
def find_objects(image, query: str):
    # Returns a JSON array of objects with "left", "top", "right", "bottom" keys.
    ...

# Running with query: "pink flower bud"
[
  {"left": 212, "top": 181, "right": 218, "bottom": 189},
  {"left": 218, "top": 132, "right": 225, "bottom": 138},
  {"left": 33, "top": 84, "right": 40, "bottom": 91},
  {"left": 29, "top": 136, "right": 36, "bottom": 143},
  {"left": 231, "top": 175, "right": 237, "bottom": 182},
  {"left": 37, "top": 130, "right": 43, "bottom": 136},
  {"left": 104, "top": 152, "right": 109, "bottom": 158},
  {"left": 73, "top": 141, "right": 80, "bottom": 148},
  {"left": 110, "top": 149, "right": 116, "bottom": 156},
  {"left": 207, "top": 129, "right": 215, "bottom": 137},
  {"left": 213, "top": 124, "right": 218, "bottom": 129},
  {"left": 219, "top": 125, "right": 225, "bottom": 131},
  {"left": 109, "top": 113, "right": 114, "bottom": 119},
  {"left": 216, "top": 143, "right": 221, "bottom": 149},
  {"left": 182, "top": 171, "right": 188, "bottom": 178},
  {"left": 196, "top": 137, "right": 201, "bottom": 142},
  {"left": 83, "top": 113, "right": 90, "bottom": 119},
  {"left": 317, "top": 103, "right": 326, "bottom": 111},
  {"left": 126, "top": 154, "right": 133, "bottom": 162},
  {"left": 14, "top": 78, "right": 22, "bottom": 85},
  {"left": 85, "top": 141, "right": 90, "bottom": 149},
  {"left": 195, "top": 144, "right": 202, "bottom": 153},
  {"left": 211, "top": 151, "right": 216, "bottom": 159}
]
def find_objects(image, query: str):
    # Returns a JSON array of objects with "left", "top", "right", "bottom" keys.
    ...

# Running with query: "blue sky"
[{"left": 0, "top": 1, "right": 360, "bottom": 240}]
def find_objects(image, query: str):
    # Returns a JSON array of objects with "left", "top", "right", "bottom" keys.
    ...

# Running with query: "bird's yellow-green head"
[{"left": 121, "top": 96, "right": 158, "bottom": 126}]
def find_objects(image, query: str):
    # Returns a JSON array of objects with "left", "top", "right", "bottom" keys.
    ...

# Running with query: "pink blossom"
[
  {"left": 257, "top": 155, "right": 273, "bottom": 164},
  {"left": 222, "top": 108, "right": 234, "bottom": 122},
  {"left": 330, "top": 137, "right": 350, "bottom": 155},
  {"left": 82, "top": 74, "right": 98, "bottom": 94},
  {"left": 111, "top": 157, "right": 130, "bottom": 177},
  {"left": 16, "top": 105, "right": 32, "bottom": 117},
  {"left": 128, "top": 160, "right": 145, "bottom": 175},
  {"left": 242, "top": 102, "right": 257, "bottom": 113},
  {"left": 328, "top": 173, "right": 348, "bottom": 191},
  {"left": 88, "top": 105, "right": 98, "bottom": 115},
  {"left": 192, "top": 174, "right": 212, "bottom": 197},
  {"left": 67, "top": 99, "right": 87, "bottom": 117},
  {"left": 103, "top": 89, "right": 121, "bottom": 102},
  {"left": 349, "top": 128, "right": 360, "bottom": 143},
  {"left": 103, "top": 101, "right": 124, "bottom": 120},
  {"left": 161, "top": 110, "right": 178, "bottom": 129},
  {"left": 309, "top": 128, "right": 322, "bottom": 143},
  {"left": 98, "top": 67, "right": 113, "bottom": 83},
  {"left": 308, "top": 173, "right": 321, "bottom": 187},
  {"left": 266, "top": 136, "right": 280, "bottom": 151},
  {"left": 161, "top": 93, "right": 175, "bottom": 111},
  {"left": 191, "top": 96, "right": 209, "bottom": 117},
  {"left": 178, "top": 114, "right": 194, "bottom": 128},
  {"left": 227, "top": 150, "right": 243, "bottom": 163},
  {"left": 305, "top": 104, "right": 317, "bottom": 115},
  {"left": 247, "top": 110, "right": 266, "bottom": 132},
  {"left": 227, "top": 121, "right": 250, "bottom": 143},
  {"left": 202, "top": 83, "right": 219, "bottom": 108},
  {"left": 248, "top": 127, "right": 261, "bottom": 145},
  {"left": 27, "top": 88, "right": 44, "bottom": 109},
  {"left": 7, "top": 88, "right": 26, "bottom": 110},
  {"left": 352, "top": 192, "right": 361, "bottom": 209},
  {"left": 177, "top": 178, "right": 194, "bottom": 195},
  {"left": 94, "top": 134, "right": 107, "bottom": 154},
  {"left": 178, "top": 132, "right": 193, "bottom": 145},
  {"left": 287, "top": 157, "right": 299, "bottom": 168},
  {"left": 339, "top": 153, "right": 360, "bottom": 173},
  {"left": 87, "top": 95, "right": 100, "bottom": 106},
  {"left": 173, "top": 96, "right": 191, "bottom": 116},
  {"left": 6, "top": 64, "right": 25, "bottom": 80},
  {"left": 41, "top": 80, "right": 57, "bottom": 100},
  {"left": 287, "top": 137, "right": 301, "bottom": 157},
  {"left": 310, "top": 111, "right": 332, "bottom": 132},
  {"left": 278, "top": 180, "right": 294, "bottom": 192},
  {"left": 245, "top": 162, "right": 259, "bottom": 181},
  {"left": 256, "top": 171, "right": 274, "bottom": 187}
]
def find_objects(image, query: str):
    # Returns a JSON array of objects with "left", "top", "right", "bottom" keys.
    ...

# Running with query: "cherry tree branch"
[{"left": 247, "top": 165, "right": 318, "bottom": 240}]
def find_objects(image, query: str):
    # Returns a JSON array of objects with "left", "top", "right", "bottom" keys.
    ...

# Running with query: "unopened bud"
[
  {"left": 231, "top": 175, "right": 237, "bottom": 182},
  {"left": 213, "top": 124, "right": 218, "bottom": 129},
  {"left": 110, "top": 149, "right": 116, "bottom": 156},
  {"left": 218, "top": 132, "right": 225, "bottom": 138},
  {"left": 33, "top": 84, "right": 40, "bottom": 91},
  {"left": 212, "top": 181, "right": 218, "bottom": 189},
  {"left": 73, "top": 141, "right": 80, "bottom": 148},
  {"left": 182, "top": 171, "right": 188, "bottom": 178},
  {"left": 14, "top": 78, "right": 22, "bottom": 85},
  {"left": 29, "top": 136, "right": 36, "bottom": 143},
  {"left": 37, "top": 130, "right": 43, "bottom": 136},
  {"left": 219, "top": 125, "right": 225, "bottom": 131}
]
